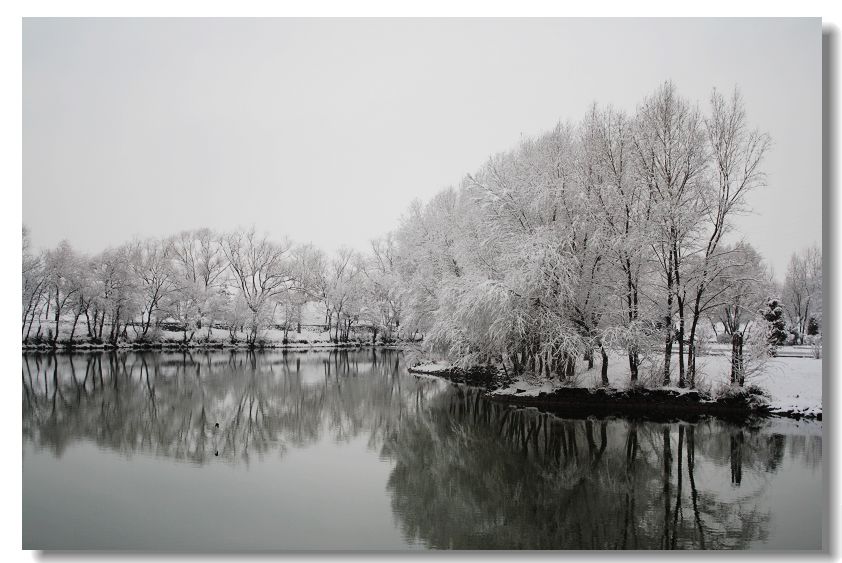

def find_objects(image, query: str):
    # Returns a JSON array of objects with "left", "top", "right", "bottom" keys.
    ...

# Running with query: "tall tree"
[
  {"left": 128, "top": 237, "right": 177, "bottom": 336},
  {"left": 633, "top": 82, "right": 708, "bottom": 387},
  {"left": 43, "top": 240, "right": 83, "bottom": 344},
  {"left": 684, "top": 89, "right": 770, "bottom": 386},
  {"left": 22, "top": 226, "right": 47, "bottom": 340},
  {"left": 221, "top": 228, "right": 297, "bottom": 346}
]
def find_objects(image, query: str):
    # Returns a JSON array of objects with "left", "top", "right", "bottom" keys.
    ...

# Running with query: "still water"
[{"left": 23, "top": 350, "right": 823, "bottom": 550}]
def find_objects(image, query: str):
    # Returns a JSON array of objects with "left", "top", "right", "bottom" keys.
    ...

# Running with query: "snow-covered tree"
[
  {"left": 763, "top": 298, "right": 787, "bottom": 352},
  {"left": 90, "top": 245, "right": 140, "bottom": 344},
  {"left": 320, "top": 247, "right": 364, "bottom": 342},
  {"left": 127, "top": 237, "right": 178, "bottom": 337},
  {"left": 43, "top": 240, "right": 85, "bottom": 344},
  {"left": 391, "top": 82, "right": 774, "bottom": 390},
  {"left": 581, "top": 106, "right": 653, "bottom": 384},
  {"left": 683, "top": 88, "right": 770, "bottom": 386},
  {"left": 783, "top": 244, "right": 822, "bottom": 344},
  {"left": 360, "top": 235, "right": 404, "bottom": 343},
  {"left": 166, "top": 228, "right": 228, "bottom": 341},
  {"left": 706, "top": 243, "right": 773, "bottom": 384},
  {"left": 633, "top": 81, "right": 708, "bottom": 387},
  {"left": 221, "top": 228, "right": 298, "bottom": 346},
  {"left": 22, "top": 226, "right": 47, "bottom": 341}
]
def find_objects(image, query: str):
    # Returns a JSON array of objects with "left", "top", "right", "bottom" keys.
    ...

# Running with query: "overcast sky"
[{"left": 23, "top": 18, "right": 821, "bottom": 277}]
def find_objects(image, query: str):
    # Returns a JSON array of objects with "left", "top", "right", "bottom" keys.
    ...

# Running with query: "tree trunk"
[
  {"left": 730, "top": 332, "right": 743, "bottom": 385},
  {"left": 600, "top": 345, "right": 609, "bottom": 386},
  {"left": 68, "top": 312, "right": 81, "bottom": 344},
  {"left": 26, "top": 304, "right": 39, "bottom": 341},
  {"left": 85, "top": 309, "right": 94, "bottom": 338},
  {"left": 676, "top": 310, "right": 686, "bottom": 388},
  {"left": 663, "top": 324, "right": 673, "bottom": 387},
  {"left": 109, "top": 313, "right": 120, "bottom": 345},
  {"left": 663, "top": 252, "right": 674, "bottom": 386},
  {"left": 53, "top": 303, "right": 61, "bottom": 345},
  {"left": 687, "top": 316, "right": 700, "bottom": 388}
]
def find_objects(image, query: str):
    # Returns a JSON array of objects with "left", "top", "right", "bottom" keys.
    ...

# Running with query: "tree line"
[
  {"left": 22, "top": 226, "right": 404, "bottom": 347},
  {"left": 22, "top": 82, "right": 822, "bottom": 390}
]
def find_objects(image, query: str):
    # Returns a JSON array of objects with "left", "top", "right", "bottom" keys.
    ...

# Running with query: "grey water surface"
[{"left": 22, "top": 350, "right": 822, "bottom": 550}]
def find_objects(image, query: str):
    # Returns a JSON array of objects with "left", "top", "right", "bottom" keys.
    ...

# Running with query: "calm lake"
[{"left": 22, "top": 350, "right": 823, "bottom": 551}]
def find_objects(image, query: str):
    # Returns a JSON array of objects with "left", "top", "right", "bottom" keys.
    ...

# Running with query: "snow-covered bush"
[
  {"left": 692, "top": 363, "right": 713, "bottom": 396},
  {"left": 637, "top": 357, "right": 664, "bottom": 389},
  {"left": 716, "top": 333, "right": 732, "bottom": 344},
  {"left": 135, "top": 326, "right": 163, "bottom": 344}
]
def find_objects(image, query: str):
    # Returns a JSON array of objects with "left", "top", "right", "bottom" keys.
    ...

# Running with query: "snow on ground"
[
  {"left": 490, "top": 349, "right": 823, "bottom": 417},
  {"left": 750, "top": 357, "right": 823, "bottom": 417},
  {"left": 407, "top": 361, "right": 457, "bottom": 374},
  {"left": 687, "top": 352, "right": 822, "bottom": 416},
  {"left": 493, "top": 376, "right": 560, "bottom": 397}
]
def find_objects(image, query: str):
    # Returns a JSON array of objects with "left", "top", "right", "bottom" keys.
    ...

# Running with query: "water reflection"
[
  {"left": 22, "top": 351, "right": 822, "bottom": 550},
  {"left": 382, "top": 386, "right": 821, "bottom": 549},
  {"left": 23, "top": 350, "right": 440, "bottom": 465}
]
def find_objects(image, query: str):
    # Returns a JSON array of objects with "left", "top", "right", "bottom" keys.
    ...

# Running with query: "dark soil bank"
[
  {"left": 408, "top": 364, "right": 820, "bottom": 422},
  {"left": 490, "top": 387, "right": 771, "bottom": 422}
]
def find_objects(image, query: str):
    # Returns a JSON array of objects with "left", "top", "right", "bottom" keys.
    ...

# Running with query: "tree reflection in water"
[
  {"left": 22, "top": 351, "right": 822, "bottom": 550},
  {"left": 381, "top": 385, "right": 821, "bottom": 549},
  {"left": 23, "top": 350, "right": 440, "bottom": 465}
]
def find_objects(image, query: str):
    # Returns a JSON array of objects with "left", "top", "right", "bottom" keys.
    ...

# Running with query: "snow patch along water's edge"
[{"left": 408, "top": 358, "right": 822, "bottom": 422}]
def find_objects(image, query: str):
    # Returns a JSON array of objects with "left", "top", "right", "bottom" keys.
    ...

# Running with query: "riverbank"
[
  {"left": 21, "top": 341, "right": 393, "bottom": 352},
  {"left": 21, "top": 323, "right": 412, "bottom": 352},
  {"left": 408, "top": 353, "right": 823, "bottom": 421}
]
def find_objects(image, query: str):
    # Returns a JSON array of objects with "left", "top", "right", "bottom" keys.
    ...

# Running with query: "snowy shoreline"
[
  {"left": 21, "top": 341, "right": 410, "bottom": 352},
  {"left": 408, "top": 354, "right": 823, "bottom": 422},
  {"left": 21, "top": 322, "right": 414, "bottom": 352},
  {"left": 24, "top": 341, "right": 364, "bottom": 350}
]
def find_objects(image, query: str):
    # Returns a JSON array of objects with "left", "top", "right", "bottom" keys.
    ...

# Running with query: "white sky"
[{"left": 22, "top": 18, "right": 821, "bottom": 277}]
